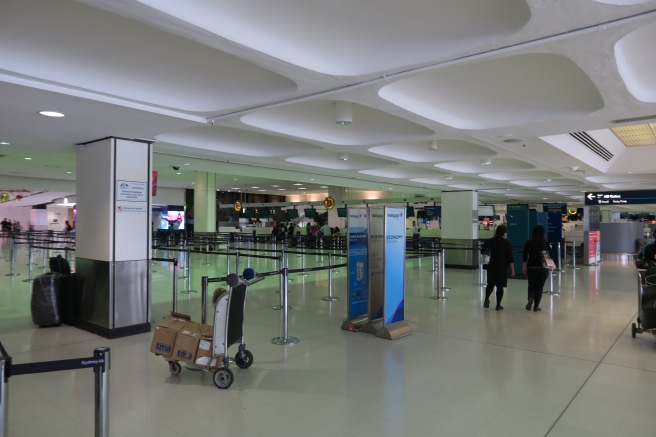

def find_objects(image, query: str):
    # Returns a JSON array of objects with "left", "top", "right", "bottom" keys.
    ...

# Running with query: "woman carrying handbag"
[{"left": 522, "top": 225, "right": 555, "bottom": 312}]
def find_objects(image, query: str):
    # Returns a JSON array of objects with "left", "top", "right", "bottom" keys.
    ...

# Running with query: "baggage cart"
[{"left": 162, "top": 270, "right": 263, "bottom": 389}]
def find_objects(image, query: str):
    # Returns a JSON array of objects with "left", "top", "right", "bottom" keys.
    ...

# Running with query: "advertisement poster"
[
  {"left": 368, "top": 207, "right": 385, "bottom": 321},
  {"left": 347, "top": 207, "right": 369, "bottom": 319},
  {"left": 384, "top": 207, "right": 406, "bottom": 325},
  {"left": 587, "top": 230, "right": 601, "bottom": 265}
]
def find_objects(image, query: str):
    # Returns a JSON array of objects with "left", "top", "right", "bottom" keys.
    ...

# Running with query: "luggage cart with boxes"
[{"left": 150, "top": 269, "right": 263, "bottom": 389}]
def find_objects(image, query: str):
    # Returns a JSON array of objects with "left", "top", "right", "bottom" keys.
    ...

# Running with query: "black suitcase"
[{"left": 31, "top": 273, "right": 61, "bottom": 327}]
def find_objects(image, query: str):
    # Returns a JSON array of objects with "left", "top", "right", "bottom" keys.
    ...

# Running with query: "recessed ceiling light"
[
  {"left": 0, "top": 141, "right": 9, "bottom": 145},
  {"left": 272, "top": 185, "right": 280, "bottom": 188},
  {"left": 293, "top": 183, "right": 303, "bottom": 186},
  {"left": 278, "top": 188, "right": 286, "bottom": 191},
  {"left": 232, "top": 188, "right": 239, "bottom": 190},
  {"left": 299, "top": 187, "right": 307, "bottom": 190},
  {"left": 543, "top": 198, "right": 548, "bottom": 200},
  {"left": 309, "top": 178, "right": 315, "bottom": 181},
  {"left": 183, "top": 163, "right": 191, "bottom": 166},
  {"left": 258, "top": 189, "right": 266, "bottom": 192},
  {"left": 251, "top": 186, "right": 260, "bottom": 189},
  {"left": 320, "top": 186, "right": 328, "bottom": 188},
  {"left": 39, "top": 110, "right": 65, "bottom": 118},
  {"left": 66, "top": 171, "right": 72, "bottom": 174},
  {"left": 445, "top": 176, "right": 453, "bottom": 180},
  {"left": 480, "top": 158, "right": 492, "bottom": 165},
  {"left": 176, "top": 172, "right": 181, "bottom": 175},
  {"left": 24, "top": 157, "right": 32, "bottom": 160}
]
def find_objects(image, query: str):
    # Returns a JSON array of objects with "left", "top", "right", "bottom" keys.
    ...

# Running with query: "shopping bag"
[{"left": 541, "top": 250, "right": 556, "bottom": 270}]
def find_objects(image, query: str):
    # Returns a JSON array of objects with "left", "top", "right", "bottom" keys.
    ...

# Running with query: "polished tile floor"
[{"left": 1, "top": 239, "right": 655, "bottom": 437}]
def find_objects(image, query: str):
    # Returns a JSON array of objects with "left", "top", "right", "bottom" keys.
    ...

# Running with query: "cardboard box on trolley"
[
  {"left": 172, "top": 321, "right": 213, "bottom": 364},
  {"left": 150, "top": 312, "right": 191, "bottom": 357}
]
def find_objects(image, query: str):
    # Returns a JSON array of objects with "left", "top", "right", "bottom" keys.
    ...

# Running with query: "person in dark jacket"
[
  {"left": 481, "top": 224, "right": 515, "bottom": 310},
  {"left": 522, "top": 225, "right": 554, "bottom": 312}
]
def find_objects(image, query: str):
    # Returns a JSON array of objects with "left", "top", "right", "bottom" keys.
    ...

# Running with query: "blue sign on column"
[{"left": 347, "top": 207, "right": 369, "bottom": 319}]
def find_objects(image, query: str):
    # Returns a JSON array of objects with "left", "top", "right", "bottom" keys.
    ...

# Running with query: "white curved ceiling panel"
[
  {"left": 511, "top": 178, "right": 581, "bottom": 187},
  {"left": 380, "top": 54, "right": 604, "bottom": 129},
  {"left": 0, "top": 0, "right": 297, "bottom": 113},
  {"left": 601, "top": 182, "right": 656, "bottom": 189},
  {"left": 358, "top": 168, "right": 440, "bottom": 179},
  {"left": 285, "top": 154, "right": 397, "bottom": 171},
  {"left": 135, "top": 0, "right": 530, "bottom": 76},
  {"left": 241, "top": 101, "right": 434, "bottom": 146},
  {"left": 481, "top": 171, "right": 563, "bottom": 181},
  {"left": 411, "top": 176, "right": 481, "bottom": 186},
  {"left": 435, "top": 159, "right": 534, "bottom": 173},
  {"left": 615, "top": 21, "right": 656, "bottom": 102},
  {"left": 156, "top": 127, "right": 322, "bottom": 157},
  {"left": 369, "top": 140, "right": 494, "bottom": 163},
  {"left": 586, "top": 174, "right": 656, "bottom": 183}
]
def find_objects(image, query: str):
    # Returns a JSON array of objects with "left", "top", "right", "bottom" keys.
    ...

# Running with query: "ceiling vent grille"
[{"left": 569, "top": 132, "right": 614, "bottom": 162}]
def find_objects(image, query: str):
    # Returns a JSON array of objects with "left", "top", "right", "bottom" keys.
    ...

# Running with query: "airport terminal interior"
[
  {"left": 4, "top": 1, "right": 656, "bottom": 436},
  {"left": 1, "top": 240, "right": 656, "bottom": 437}
]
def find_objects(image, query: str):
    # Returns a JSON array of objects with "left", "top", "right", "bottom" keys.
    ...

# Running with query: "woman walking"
[
  {"left": 522, "top": 225, "right": 554, "bottom": 312},
  {"left": 481, "top": 224, "right": 515, "bottom": 310}
]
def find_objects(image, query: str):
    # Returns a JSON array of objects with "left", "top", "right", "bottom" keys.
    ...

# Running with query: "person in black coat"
[
  {"left": 481, "top": 224, "right": 515, "bottom": 310},
  {"left": 522, "top": 225, "right": 554, "bottom": 312}
]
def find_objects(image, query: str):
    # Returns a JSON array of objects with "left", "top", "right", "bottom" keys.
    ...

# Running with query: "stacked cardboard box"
[
  {"left": 150, "top": 312, "right": 191, "bottom": 357},
  {"left": 151, "top": 312, "right": 215, "bottom": 366}
]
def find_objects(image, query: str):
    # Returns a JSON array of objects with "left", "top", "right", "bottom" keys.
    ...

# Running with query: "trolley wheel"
[
  {"left": 169, "top": 361, "right": 182, "bottom": 376},
  {"left": 213, "top": 367, "right": 234, "bottom": 389},
  {"left": 235, "top": 349, "right": 254, "bottom": 369},
  {"left": 632, "top": 323, "right": 637, "bottom": 339}
]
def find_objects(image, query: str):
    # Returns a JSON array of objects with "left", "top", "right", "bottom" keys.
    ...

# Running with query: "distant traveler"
[
  {"left": 481, "top": 224, "right": 515, "bottom": 310},
  {"left": 522, "top": 225, "right": 554, "bottom": 312}
]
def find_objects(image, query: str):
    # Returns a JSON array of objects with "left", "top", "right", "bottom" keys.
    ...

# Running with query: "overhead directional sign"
[{"left": 584, "top": 190, "right": 656, "bottom": 206}]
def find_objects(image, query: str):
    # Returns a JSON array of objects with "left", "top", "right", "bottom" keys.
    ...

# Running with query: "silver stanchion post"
[
  {"left": 272, "top": 268, "right": 300, "bottom": 345},
  {"left": 5, "top": 237, "right": 19, "bottom": 277},
  {"left": 225, "top": 245, "right": 231, "bottom": 274},
  {"left": 431, "top": 249, "right": 447, "bottom": 300},
  {"left": 298, "top": 248, "right": 309, "bottom": 276},
  {"left": 556, "top": 241, "right": 562, "bottom": 271},
  {"left": 22, "top": 245, "right": 35, "bottom": 283},
  {"left": 273, "top": 255, "right": 291, "bottom": 310},
  {"left": 235, "top": 250, "right": 241, "bottom": 277},
  {"left": 93, "top": 347, "right": 110, "bottom": 437},
  {"left": 429, "top": 240, "right": 438, "bottom": 273},
  {"left": 440, "top": 248, "right": 451, "bottom": 292},
  {"left": 0, "top": 350, "right": 7, "bottom": 437},
  {"left": 321, "top": 253, "right": 339, "bottom": 301},
  {"left": 200, "top": 276, "right": 208, "bottom": 325},
  {"left": 180, "top": 249, "right": 197, "bottom": 294},
  {"left": 571, "top": 240, "right": 580, "bottom": 270},
  {"left": 172, "top": 258, "right": 179, "bottom": 313}
]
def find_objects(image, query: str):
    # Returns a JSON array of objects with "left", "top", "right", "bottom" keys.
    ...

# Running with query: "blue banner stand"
[
  {"left": 376, "top": 207, "right": 412, "bottom": 340},
  {"left": 341, "top": 207, "right": 371, "bottom": 332}
]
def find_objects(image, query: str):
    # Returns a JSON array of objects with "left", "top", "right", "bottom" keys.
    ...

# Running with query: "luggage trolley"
[
  {"left": 631, "top": 269, "right": 656, "bottom": 338},
  {"left": 165, "top": 268, "right": 263, "bottom": 389}
]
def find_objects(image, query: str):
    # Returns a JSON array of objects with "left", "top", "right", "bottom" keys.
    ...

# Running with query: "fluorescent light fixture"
[
  {"left": 299, "top": 187, "right": 307, "bottom": 190},
  {"left": 251, "top": 186, "right": 260, "bottom": 189},
  {"left": 0, "top": 141, "right": 9, "bottom": 145},
  {"left": 293, "top": 183, "right": 303, "bottom": 186},
  {"left": 271, "top": 185, "right": 280, "bottom": 188},
  {"left": 39, "top": 110, "right": 65, "bottom": 117},
  {"left": 611, "top": 123, "right": 656, "bottom": 147},
  {"left": 480, "top": 158, "right": 492, "bottom": 165},
  {"left": 24, "top": 157, "right": 32, "bottom": 160},
  {"left": 176, "top": 172, "right": 181, "bottom": 175}
]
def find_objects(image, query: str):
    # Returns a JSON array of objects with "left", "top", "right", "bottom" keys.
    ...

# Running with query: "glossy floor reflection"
[{"left": 1, "top": 241, "right": 655, "bottom": 437}]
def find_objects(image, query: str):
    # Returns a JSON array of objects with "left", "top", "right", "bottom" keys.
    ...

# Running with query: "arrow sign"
[{"left": 586, "top": 193, "right": 595, "bottom": 201}]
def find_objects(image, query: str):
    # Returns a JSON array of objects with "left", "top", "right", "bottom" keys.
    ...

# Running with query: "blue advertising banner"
[
  {"left": 506, "top": 207, "right": 529, "bottom": 275},
  {"left": 347, "top": 207, "right": 369, "bottom": 319},
  {"left": 368, "top": 207, "right": 385, "bottom": 321},
  {"left": 384, "top": 207, "right": 406, "bottom": 325}
]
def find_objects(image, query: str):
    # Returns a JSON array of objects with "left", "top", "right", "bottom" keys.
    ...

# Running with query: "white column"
[
  {"left": 75, "top": 137, "right": 153, "bottom": 338},
  {"left": 193, "top": 171, "right": 216, "bottom": 232}
]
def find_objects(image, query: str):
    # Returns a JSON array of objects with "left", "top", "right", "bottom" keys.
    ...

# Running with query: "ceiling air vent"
[{"left": 569, "top": 132, "right": 614, "bottom": 162}]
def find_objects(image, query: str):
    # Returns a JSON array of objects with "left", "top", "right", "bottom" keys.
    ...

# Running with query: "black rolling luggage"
[{"left": 31, "top": 273, "right": 61, "bottom": 327}]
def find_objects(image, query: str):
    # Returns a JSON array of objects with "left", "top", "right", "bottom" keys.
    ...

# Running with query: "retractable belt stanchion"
[
  {"left": 22, "top": 243, "right": 35, "bottom": 283},
  {"left": 235, "top": 250, "right": 241, "bottom": 277},
  {"left": 556, "top": 241, "right": 562, "bottom": 271},
  {"left": 180, "top": 249, "right": 197, "bottom": 294},
  {"left": 440, "top": 248, "right": 451, "bottom": 292},
  {"left": 571, "top": 240, "right": 580, "bottom": 270},
  {"left": 272, "top": 255, "right": 291, "bottom": 310},
  {"left": 172, "top": 258, "right": 179, "bottom": 312},
  {"left": 429, "top": 240, "right": 439, "bottom": 272},
  {"left": 432, "top": 249, "right": 447, "bottom": 300},
  {"left": 272, "top": 267, "right": 300, "bottom": 345},
  {"left": 544, "top": 243, "right": 560, "bottom": 295},
  {"left": 475, "top": 243, "right": 486, "bottom": 286},
  {"left": 225, "top": 245, "right": 231, "bottom": 275},
  {"left": 298, "top": 248, "right": 309, "bottom": 276},
  {"left": 178, "top": 249, "right": 188, "bottom": 280},
  {"left": 0, "top": 343, "right": 111, "bottom": 437},
  {"left": 321, "top": 253, "right": 339, "bottom": 301},
  {"left": 5, "top": 237, "right": 18, "bottom": 277}
]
